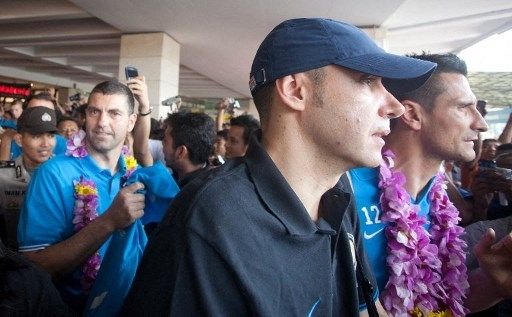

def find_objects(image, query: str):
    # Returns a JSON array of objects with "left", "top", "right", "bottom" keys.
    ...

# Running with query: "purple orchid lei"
[
  {"left": 378, "top": 149, "right": 469, "bottom": 317},
  {"left": 66, "top": 130, "right": 137, "bottom": 293}
]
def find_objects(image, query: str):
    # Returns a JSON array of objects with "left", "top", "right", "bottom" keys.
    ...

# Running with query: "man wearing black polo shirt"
[{"left": 122, "top": 18, "right": 436, "bottom": 316}]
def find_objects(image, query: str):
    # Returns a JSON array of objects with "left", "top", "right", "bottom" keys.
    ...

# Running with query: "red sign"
[{"left": 0, "top": 83, "right": 31, "bottom": 97}]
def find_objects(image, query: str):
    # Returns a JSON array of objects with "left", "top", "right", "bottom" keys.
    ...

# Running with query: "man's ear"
[
  {"left": 13, "top": 133, "right": 22, "bottom": 147},
  {"left": 176, "top": 145, "right": 188, "bottom": 160},
  {"left": 399, "top": 100, "right": 423, "bottom": 131},
  {"left": 274, "top": 73, "right": 310, "bottom": 112},
  {"left": 127, "top": 113, "right": 137, "bottom": 133}
]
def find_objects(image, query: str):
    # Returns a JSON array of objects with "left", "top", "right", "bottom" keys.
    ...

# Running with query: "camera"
[
  {"left": 69, "top": 93, "right": 81, "bottom": 102},
  {"left": 125, "top": 66, "right": 139, "bottom": 80}
]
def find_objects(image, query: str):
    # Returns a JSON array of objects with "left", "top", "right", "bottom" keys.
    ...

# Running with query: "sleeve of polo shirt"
[{"left": 17, "top": 163, "right": 74, "bottom": 252}]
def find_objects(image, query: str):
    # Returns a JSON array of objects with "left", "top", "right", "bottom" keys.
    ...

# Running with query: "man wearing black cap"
[
  {"left": 0, "top": 92, "right": 68, "bottom": 161},
  {"left": 0, "top": 107, "right": 58, "bottom": 249},
  {"left": 122, "top": 18, "right": 436, "bottom": 316}
]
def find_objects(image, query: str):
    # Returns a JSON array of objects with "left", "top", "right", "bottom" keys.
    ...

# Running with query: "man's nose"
[
  {"left": 472, "top": 106, "right": 488, "bottom": 132},
  {"left": 379, "top": 89, "right": 405, "bottom": 119}
]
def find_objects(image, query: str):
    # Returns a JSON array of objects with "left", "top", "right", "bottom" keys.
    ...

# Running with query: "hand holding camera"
[
  {"left": 475, "top": 167, "right": 512, "bottom": 206},
  {"left": 125, "top": 67, "right": 151, "bottom": 115}
]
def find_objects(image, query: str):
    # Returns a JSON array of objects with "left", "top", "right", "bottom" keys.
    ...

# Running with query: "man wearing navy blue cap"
[{"left": 122, "top": 18, "right": 436, "bottom": 316}]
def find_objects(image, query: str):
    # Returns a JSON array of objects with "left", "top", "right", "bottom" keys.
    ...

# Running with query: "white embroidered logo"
[{"left": 41, "top": 113, "right": 52, "bottom": 122}]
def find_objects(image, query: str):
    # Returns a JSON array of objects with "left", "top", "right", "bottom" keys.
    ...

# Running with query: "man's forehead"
[
  {"left": 437, "top": 72, "right": 476, "bottom": 104},
  {"left": 229, "top": 125, "right": 245, "bottom": 135},
  {"left": 88, "top": 93, "right": 129, "bottom": 110},
  {"left": 27, "top": 99, "right": 54, "bottom": 109},
  {"left": 59, "top": 120, "right": 77, "bottom": 126}
]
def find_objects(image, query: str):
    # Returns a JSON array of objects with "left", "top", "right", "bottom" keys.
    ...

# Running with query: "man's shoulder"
[
  {"left": 164, "top": 159, "right": 257, "bottom": 225},
  {"left": 176, "top": 159, "right": 251, "bottom": 206},
  {"left": 29, "top": 155, "right": 83, "bottom": 187},
  {"left": 0, "top": 161, "right": 16, "bottom": 179},
  {"left": 38, "top": 154, "right": 79, "bottom": 172}
]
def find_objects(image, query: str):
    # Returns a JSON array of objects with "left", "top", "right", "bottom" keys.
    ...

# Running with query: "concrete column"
[
  {"left": 118, "top": 32, "right": 180, "bottom": 120},
  {"left": 361, "top": 27, "right": 388, "bottom": 50}
]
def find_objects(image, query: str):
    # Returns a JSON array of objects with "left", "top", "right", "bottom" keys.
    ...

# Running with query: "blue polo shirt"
[
  {"left": 18, "top": 153, "right": 128, "bottom": 310},
  {"left": 349, "top": 167, "right": 433, "bottom": 292}
]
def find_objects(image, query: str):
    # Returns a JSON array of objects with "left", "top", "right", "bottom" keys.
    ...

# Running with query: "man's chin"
[
  {"left": 353, "top": 155, "right": 382, "bottom": 169},
  {"left": 460, "top": 151, "right": 477, "bottom": 163},
  {"left": 88, "top": 142, "right": 118, "bottom": 154}
]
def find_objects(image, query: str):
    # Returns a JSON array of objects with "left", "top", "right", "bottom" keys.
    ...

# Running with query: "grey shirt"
[{"left": 0, "top": 156, "right": 31, "bottom": 249}]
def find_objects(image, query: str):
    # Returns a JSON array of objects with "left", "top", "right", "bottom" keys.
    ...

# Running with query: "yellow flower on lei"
[
  {"left": 411, "top": 307, "right": 452, "bottom": 317},
  {"left": 125, "top": 155, "right": 137, "bottom": 171},
  {"left": 75, "top": 184, "right": 97, "bottom": 196}
]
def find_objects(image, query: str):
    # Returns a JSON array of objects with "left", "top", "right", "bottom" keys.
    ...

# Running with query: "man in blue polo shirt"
[
  {"left": 17, "top": 80, "right": 146, "bottom": 313},
  {"left": 350, "top": 53, "right": 512, "bottom": 315},
  {"left": 122, "top": 18, "right": 436, "bottom": 316}
]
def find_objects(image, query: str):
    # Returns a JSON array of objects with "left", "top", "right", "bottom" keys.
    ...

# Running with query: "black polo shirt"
[{"left": 121, "top": 134, "right": 375, "bottom": 316}]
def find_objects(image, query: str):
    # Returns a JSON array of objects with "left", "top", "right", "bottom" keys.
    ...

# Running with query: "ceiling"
[{"left": 0, "top": 0, "right": 511, "bottom": 99}]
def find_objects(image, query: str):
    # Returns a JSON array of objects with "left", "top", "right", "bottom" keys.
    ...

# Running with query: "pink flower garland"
[
  {"left": 378, "top": 150, "right": 469, "bottom": 317},
  {"left": 72, "top": 177, "right": 101, "bottom": 292},
  {"left": 66, "top": 129, "right": 88, "bottom": 158},
  {"left": 66, "top": 130, "right": 137, "bottom": 293}
]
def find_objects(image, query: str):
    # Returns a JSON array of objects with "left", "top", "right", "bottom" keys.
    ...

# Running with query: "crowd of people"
[{"left": 1, "top": 17, "right": 512, "bottom": 317}]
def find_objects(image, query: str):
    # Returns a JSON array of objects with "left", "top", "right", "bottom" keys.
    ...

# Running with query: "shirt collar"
[
  {"left": 245, "top": 131, "right": 348, "bottom": 236},
  {"left": 81, "top": 153, "right": 127, "bottom": 177}
]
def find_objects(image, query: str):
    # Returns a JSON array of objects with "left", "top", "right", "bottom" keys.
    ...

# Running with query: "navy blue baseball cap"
[{"left": 249, "top": 18, "right": 436, "bottom": 95}]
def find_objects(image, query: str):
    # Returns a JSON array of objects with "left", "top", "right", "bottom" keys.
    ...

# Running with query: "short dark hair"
[
  {"left": 57, "top": 116, "right": 78, "bottom": 126},
  {"left": 23, "top": 92, "right": 56, "bottom": 110},
  {"left": 252, "top": 68, "right": 325, "bottom": 125},
  {"left": 395, "top": 53, "right": 468, "bottom": 110},
  {"left": 89, "top": 80, "right": 135, "bottom": 114},
  {"left": 482, "top": 138, "right": 499, "bottom": 146},
  {"left": 230, "top": 114, "right": 260, "bottom": 144},
  {"left": 216, "top": 129, "right": 228, "bottom": 140},
  {"left": 252, "top": 83, "right": 274, "bottom": 125},
  {"left": 164, "top": 112, "right": 215, "bottom": 165},
  {"left": 76, "top": 103, "right": 87, "bottom": 116}
]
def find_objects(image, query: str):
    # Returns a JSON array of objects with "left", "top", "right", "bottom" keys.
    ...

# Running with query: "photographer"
[{"left": 471, "top": 149, "right": 512, "bottom": 221}]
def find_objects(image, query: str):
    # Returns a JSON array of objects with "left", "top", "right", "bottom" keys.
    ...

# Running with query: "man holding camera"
[
  {"left": 0, "top": 93, "right": 67, "bottom": 161},
  {"left": 122, "top": 18, "right": 436, "bottom": 316}
]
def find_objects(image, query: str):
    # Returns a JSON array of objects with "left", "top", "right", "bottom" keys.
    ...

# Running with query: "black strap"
[{"left": 355, "top": 251, "right": 379, "bottom": 317}]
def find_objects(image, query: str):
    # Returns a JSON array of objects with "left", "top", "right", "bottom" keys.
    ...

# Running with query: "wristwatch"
[{"left": 139, "top": 106, "right": 153, "bottom": 116}]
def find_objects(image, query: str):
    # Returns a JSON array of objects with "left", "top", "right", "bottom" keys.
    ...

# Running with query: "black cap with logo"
[{"left": 17, "top": 107, "right": 58, "bottom": 134}]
